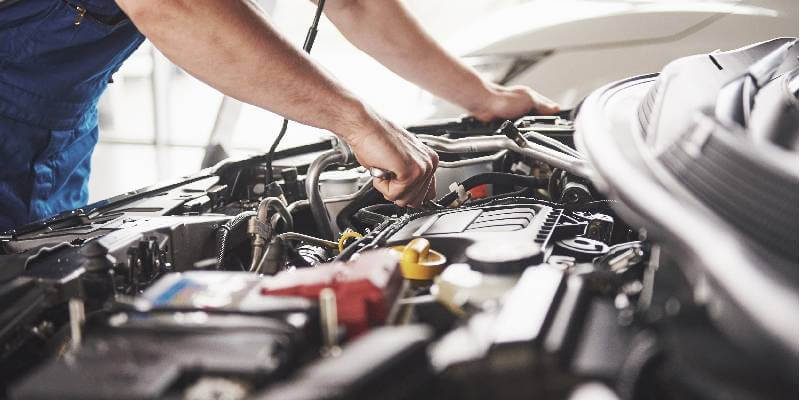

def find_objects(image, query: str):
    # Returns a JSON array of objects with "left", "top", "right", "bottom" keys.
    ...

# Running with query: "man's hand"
[
  {"left": 323, "top": 0, "right": 560, "bottom": 123},
  {"left": 118, "top": 0, "right": 438, "bottom": 208},
  {"left": 342, "top": 112, "right": 438, "bottom": 208},
  {"left": 471, "top": 83, "right": 560, "bottom": 122}
]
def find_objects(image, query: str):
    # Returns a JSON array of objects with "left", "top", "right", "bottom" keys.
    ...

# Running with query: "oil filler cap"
[
  {"left": 465, "top": 241, "right": 542, "bottom": 275},
  {"left": 391, "top": 238, "right": 447, "bottom": 280}
]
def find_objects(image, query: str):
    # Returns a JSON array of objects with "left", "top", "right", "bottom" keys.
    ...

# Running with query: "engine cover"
[{"left": 386, "top": 203, "right": 561, "bottom": 265}]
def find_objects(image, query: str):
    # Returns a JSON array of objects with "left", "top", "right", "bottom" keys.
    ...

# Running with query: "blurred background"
[
  {"left": 89, "top": 0, "right": 528, "bottom": 201},
  {"left": 89, "top": 0, "right": 796, "bottom": 202}
]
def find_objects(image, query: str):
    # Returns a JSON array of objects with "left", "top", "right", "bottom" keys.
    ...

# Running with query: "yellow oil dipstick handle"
[{"left": 393, "top": 238, "right": 447, "bottom": 281}]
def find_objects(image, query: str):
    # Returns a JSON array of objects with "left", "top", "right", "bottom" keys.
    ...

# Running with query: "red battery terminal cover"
[{"left": 259, "top": 249, "right": 403, "bottom": 337}]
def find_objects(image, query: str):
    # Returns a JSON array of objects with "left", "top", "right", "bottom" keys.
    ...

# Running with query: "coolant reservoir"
[
  {"left": 433, "top": 240, "right": 542, "bottom": 315},
  {"left": 432, "top": 263, "right": 518, "bottom": 316},
  {"left": 319, "top": 168, "right": 370, "bottom": 198}
]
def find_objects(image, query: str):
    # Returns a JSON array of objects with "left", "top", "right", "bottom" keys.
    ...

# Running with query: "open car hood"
[{"left": 448, "top": 0, "right": 782, "bottom": 56}]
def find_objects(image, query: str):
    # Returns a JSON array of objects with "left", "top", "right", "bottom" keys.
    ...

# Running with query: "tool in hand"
[
  {"left": 369, "top": 168, "right": 441, "bottom": 211},
  {"left": 369, "top": 167, "right": 396, "bottom": 180}
]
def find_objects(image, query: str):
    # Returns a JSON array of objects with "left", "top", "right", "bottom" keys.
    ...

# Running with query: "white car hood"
[{"left": 449, "top": 0, "right": 781, "bottom": 56}]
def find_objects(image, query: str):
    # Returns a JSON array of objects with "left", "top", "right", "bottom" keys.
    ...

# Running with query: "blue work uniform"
[{"left": 0, "top": 0, "right": 145, "bottom": 230}]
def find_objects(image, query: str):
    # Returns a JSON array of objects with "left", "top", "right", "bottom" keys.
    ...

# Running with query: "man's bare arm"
[
  {"left": 115, "top": 0, "right": 438, "bottom": 206},
  {"left": 117, "top": 0, "right": 369, "bottom": 138},
  {"left": 321, "top": 0, "right": 559, "bottom": 120}
]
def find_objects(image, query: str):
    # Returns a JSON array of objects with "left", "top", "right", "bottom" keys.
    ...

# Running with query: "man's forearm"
[
  {"left": 116, "top": 0, "right": 440, "bottom": 208},
  {"left": 116, "top": 0, "right": 378, "bottom": 141},
  {"left": 322, "top": 0, "right": 496, "bottom": 116}
]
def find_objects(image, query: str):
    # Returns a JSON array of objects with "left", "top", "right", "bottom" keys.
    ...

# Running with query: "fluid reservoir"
[
  {"left": 318, "top": 168, "right": 370, "bottom": 198},
  {"left": 433, "top": 241, "right": 541, "bottom": 315},
  {"left": 433, "top": 264, "right": 518, "bottom": 317},
  {"left": 465, "top": 240, "right": 542, "bottom": 275}
]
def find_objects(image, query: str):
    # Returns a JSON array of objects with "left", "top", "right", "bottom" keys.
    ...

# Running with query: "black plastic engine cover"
[{"left": 386, "top": 204, "right": 562, "bottom": 265}]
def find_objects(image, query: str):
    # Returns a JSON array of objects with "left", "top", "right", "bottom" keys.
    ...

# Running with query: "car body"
[{"left": 424, "top": 0, "right": 798, "bottom": 117}]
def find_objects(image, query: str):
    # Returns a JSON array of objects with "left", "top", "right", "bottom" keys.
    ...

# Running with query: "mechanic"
[{"left": 0, "top": 0, "right": 559, "bottom": 230}]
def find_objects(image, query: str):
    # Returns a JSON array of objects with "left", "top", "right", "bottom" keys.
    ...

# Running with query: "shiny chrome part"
[
  {"left": 276, "top": 232, "right": 339, "bottom": 249},
  {"left": 520, "top": 130, "right": 584, "bottom": 159},
  {"left": 249, "top": 197, "right": 292, "bottom": 273},
  {"left": 417, "top": 134, "right": 593, "bottom": 179},
  {"left": 369, "top": 167, "right": 396, "bottom": 180}
]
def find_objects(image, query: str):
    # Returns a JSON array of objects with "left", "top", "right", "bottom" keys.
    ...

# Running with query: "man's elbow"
[
  {"left": 115, "top": 0, "right": 188, "bottom": 24},
  {"left": 116, "top": 0, "right": 153, "bottom": 21},
  {"left": 320, "top": 0, "right": 378, "bottom": 32}
]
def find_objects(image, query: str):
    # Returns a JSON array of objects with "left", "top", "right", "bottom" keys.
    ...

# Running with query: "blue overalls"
[{"left": 0, "top": 0, "right": 144, "bottom": 230}]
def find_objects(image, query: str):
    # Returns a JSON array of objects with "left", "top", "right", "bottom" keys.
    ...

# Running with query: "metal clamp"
[{"left": 247, "top": 217, "right": 272, "bottom": 243}]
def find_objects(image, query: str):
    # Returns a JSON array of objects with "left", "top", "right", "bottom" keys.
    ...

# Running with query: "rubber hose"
[
  {"left": 216, "top": 211, "right": 257, "bottom": 269},
  {"left": 334, "top": 219, "right": 394, "bottom": 262},
  {"left": 363, "top": 203, "right": 403, "bottom": 215},
  {"left": 548, "top": 168, "right": 564, "bottom": 201},
  {"left": 438, "top": 172, "right": 547, "bottom": 205},
  {"left": 466, "top": 187, "right": 534, "bottom": 205},
  {"left": 354, "top": 209, "right": 390, "bottom": 226},
  {"left": 336, "top": 184, "right": 385, "bottom": 231},
  {"left": 306, "top": 150, "right": 346, "bottom": 240}
]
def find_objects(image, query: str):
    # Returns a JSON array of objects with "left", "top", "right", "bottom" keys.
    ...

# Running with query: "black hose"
[
  {"left": 437, "top": 172, "right": 547, "bottom": 205},
  {"left": 466, "top": 195, "right": 555, "bottom": 209},
  {"left": 354, "top": 209, "right": 390, "bottom": 226},
  {"left": 466, "top": 186, "right": 535, "bottom": 205},
  {"left": 335, "top": 218, "right": 396, "bottom": 262},
  {"left": 263, "top": 0, "right": 327, "bottom": 185},
  {"left": 216, "top": 211, "right": 256, "bottom": 269},
  {"left": 336, "top": 183, "right": 385, "bottom": 231},
  {"left": 349, "top": 203, "right": 407, "bottom": 228},
  {"left": 306, "top": 150, "right": 346, "bottom": 241},
  {"left": 548, "top": 168, "right": 564, "bottom": 201},
  {"left": 616, "top": 332, "right": 663, "bottom": 400},
  {"left": 564, "top": 200, "right": 620, "bottom": 213},
  {"left": 362, "top": 203, "right": 404, "bottom": 216},
  {"left": 265, "top": 119, "right": 289, "bottom": 185}
]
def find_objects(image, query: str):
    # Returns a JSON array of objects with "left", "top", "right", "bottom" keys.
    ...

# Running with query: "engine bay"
[{"left": 0, "top": 38, "right": 797, "bottom": 400}]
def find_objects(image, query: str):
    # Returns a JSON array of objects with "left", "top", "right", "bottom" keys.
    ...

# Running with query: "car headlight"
[{"left": 462, "top": 52, "right": 551, "bottom": 85}]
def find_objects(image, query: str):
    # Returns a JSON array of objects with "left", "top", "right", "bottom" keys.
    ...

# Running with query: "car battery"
[
  {"left": 137, "top": 271, "right": 320, "bottom": 342},
  {"left": 260, "top": 249, "right": 403, "bottom": 338},
  {"left": 139, "top": 271, "right": 315, "bottom": 317}
]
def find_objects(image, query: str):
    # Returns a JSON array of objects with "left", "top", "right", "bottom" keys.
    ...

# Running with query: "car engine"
[{"left": 0, "top": 38, "right": 797, "bottom": 400}]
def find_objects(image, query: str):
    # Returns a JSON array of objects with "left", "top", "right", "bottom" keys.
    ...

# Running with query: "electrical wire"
[{"left": 265, "top": 0, "right": 327, "bottom": 184}]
